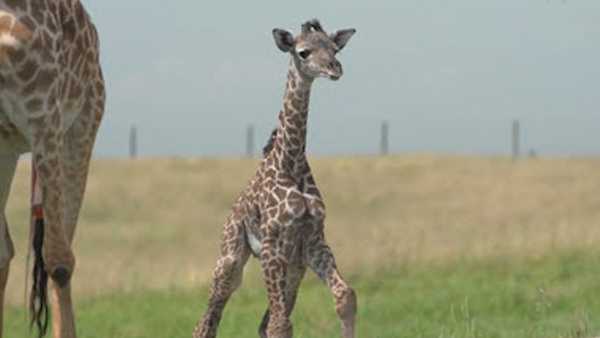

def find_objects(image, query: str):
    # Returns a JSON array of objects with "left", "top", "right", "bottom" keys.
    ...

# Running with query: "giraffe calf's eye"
[{"left": 298, "top": 49, "right": 311, "bottom": 59}]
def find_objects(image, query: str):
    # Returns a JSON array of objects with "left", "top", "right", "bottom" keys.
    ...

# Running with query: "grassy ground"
[
  {"left": 3, "top": 155, "right": 600, "bottom": 337},
  {"left": 6, "top": 251, "right": 600, "bottom": 338}
]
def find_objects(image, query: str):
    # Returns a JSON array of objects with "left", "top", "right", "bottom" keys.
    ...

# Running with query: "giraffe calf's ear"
[
  {"left": 331, "top": 28, "right": 356, "bottom": 51},
  {"left": 273, "top": 28, "right": 294, "bottom": 52}
]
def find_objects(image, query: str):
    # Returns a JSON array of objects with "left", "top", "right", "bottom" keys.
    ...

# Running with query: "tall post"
[
  {"left": 129, "top": 125, "right": 138, "bottom": 159},
  {"left": 512, "top": 120, "right": 520, "bottom": 161},
  {"left": 246, "top": 124, "right": 255, "bottom": 158},
  {"left": 380, "top": 121, "right": 389, "bottom": 156}
]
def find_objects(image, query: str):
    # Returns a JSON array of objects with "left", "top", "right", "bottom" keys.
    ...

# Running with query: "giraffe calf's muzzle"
[{"left": 325, "top": 60, "right": 343, "bottom": 80}]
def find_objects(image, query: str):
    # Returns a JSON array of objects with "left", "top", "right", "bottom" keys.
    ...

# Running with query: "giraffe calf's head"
[{"left": 272, "top": 19, "right": 356, "bottom": 81}]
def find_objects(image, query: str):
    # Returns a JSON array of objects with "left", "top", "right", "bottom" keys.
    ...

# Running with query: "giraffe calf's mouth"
[{"left": 322, "top": 72, "right": 341, "bottom": 81}]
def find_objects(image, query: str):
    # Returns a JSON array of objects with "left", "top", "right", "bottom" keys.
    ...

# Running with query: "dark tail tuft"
[
  {"left": 30, "top": 217, "right": 49, "bottom": 338},
  {"left": 262, "top": 128, "right": 278, "bottom": 157}
]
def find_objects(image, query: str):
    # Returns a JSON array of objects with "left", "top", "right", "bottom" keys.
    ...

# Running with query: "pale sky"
[{"left": 85, "top": 0, "right": 600, "bottom": 157}]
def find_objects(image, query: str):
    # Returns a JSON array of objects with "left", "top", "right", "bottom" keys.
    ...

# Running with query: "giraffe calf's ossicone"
[{"left": 193, "top": 19, "right": 357, "bottom": 338}]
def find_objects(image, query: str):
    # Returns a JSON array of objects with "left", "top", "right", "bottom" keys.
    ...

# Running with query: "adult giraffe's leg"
[
  {"left": 49, "top": 95, "right": 103, "bottom": 338},
  {"left": 193, "top": 217, "right": 251, "bottom": 338},
  {"left": 306, "top": 233, "right": 357, "bottom": 338},
  {"left": 26, "top": 89, "right": 75, "bottom": 338},
  {"left": 0, "top": 154, "right": 18, "bottom": 338},
  {"left": 258, "top": 264, "right": 306, "bottom": 338},
  {"left": 27, "top": 89, "right": 74, "bottom": 285}
]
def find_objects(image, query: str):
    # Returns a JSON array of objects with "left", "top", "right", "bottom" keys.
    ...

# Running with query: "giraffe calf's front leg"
[
  {"left": 260, "top": 241, "right": 293, "bottom": 338},
  {"left": 258, "top": 263, "right": 306, "bottom": 338}
]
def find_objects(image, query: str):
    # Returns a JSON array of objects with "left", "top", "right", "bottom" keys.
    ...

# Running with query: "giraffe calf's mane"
[{"left": 262, "top": 127, "right": 278, "bottom": 157}]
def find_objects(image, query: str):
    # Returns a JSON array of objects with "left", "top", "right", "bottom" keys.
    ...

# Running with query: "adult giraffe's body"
[
  {"left": 0, "top": 1, "right": 105, "bottom": 337},
  {"left": 193, "top": 19, "right": 357, "bottom": 338}
]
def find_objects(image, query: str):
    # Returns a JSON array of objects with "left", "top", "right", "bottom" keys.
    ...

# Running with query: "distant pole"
[
  {"left": 529, "top": 149, "right": 537, "bottom": 158},
  {"left": 512, "top": 120, "right": 520, "bottom": 161},
  {"left": 129, "top": 125, "right": 138, "bottom": 159},
  {"left": 380, "top": 121, "right": 389, "bottom": 155},
  {"left": 246, "top": 124, "right": 255, "bottom": 158}
]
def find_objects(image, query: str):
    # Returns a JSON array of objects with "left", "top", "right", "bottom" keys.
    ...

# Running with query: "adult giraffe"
[
  {"left": 0, "top": 1, "right": 105, "bottom": 337},
  {"left": 193, "top": 19, "right": 357, "bottom": 338}
]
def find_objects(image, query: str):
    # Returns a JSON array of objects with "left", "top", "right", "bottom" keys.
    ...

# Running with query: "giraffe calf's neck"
[{"left": 272, "top": 59, "right": 314, "bottom": 173}]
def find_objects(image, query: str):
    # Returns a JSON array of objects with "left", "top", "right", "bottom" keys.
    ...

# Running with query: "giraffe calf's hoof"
[{"left": 50, "top": 265, "right": 72, "bottom": 288}]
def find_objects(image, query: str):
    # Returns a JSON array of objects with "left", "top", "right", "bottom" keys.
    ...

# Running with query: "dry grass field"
[
  {"left": 4, "top": 155, "right": 600, "bottom": 337},
  {"left": 4, "top": 155, "right": 600, "bottom": 305}
]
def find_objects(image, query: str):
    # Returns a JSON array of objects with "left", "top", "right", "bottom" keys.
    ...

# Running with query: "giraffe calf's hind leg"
[
  {"left": 335, "top": 286, "right": 357, "bottom": 338},
  {"left": 307, "top": 239, "right": 357, "bottom": 338}
]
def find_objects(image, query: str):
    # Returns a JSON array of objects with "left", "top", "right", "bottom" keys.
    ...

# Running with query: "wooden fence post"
[
  {"left": 129, "top": 125, "right": 138, "bottom": 159},
  {"left": 380, "top": 121, "right": 389, "bottom": 155},
  {"left": 246, "top": 124, "right": 255, "bottom": 158},
  {"left": 512, "top": 120, "right": 520, "bottom": 161}
]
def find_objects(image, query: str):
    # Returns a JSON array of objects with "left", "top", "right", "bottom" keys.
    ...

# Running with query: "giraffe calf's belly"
[{"left": 246, "top": 231, "right": 262, "bottom": 257}]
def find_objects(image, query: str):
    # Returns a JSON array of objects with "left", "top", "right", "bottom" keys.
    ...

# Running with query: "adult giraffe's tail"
[{"left": 29, "top": 164, "right": 49, "bottom": 338}]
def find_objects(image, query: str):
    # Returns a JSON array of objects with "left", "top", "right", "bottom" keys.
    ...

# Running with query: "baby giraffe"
[{"left": 192, "top": 19, "right": 357, "bottom": 338}]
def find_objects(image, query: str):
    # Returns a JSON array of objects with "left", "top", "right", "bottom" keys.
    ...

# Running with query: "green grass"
[{"left": 6, "top": 250, "right": 600, "bottom": 338}]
